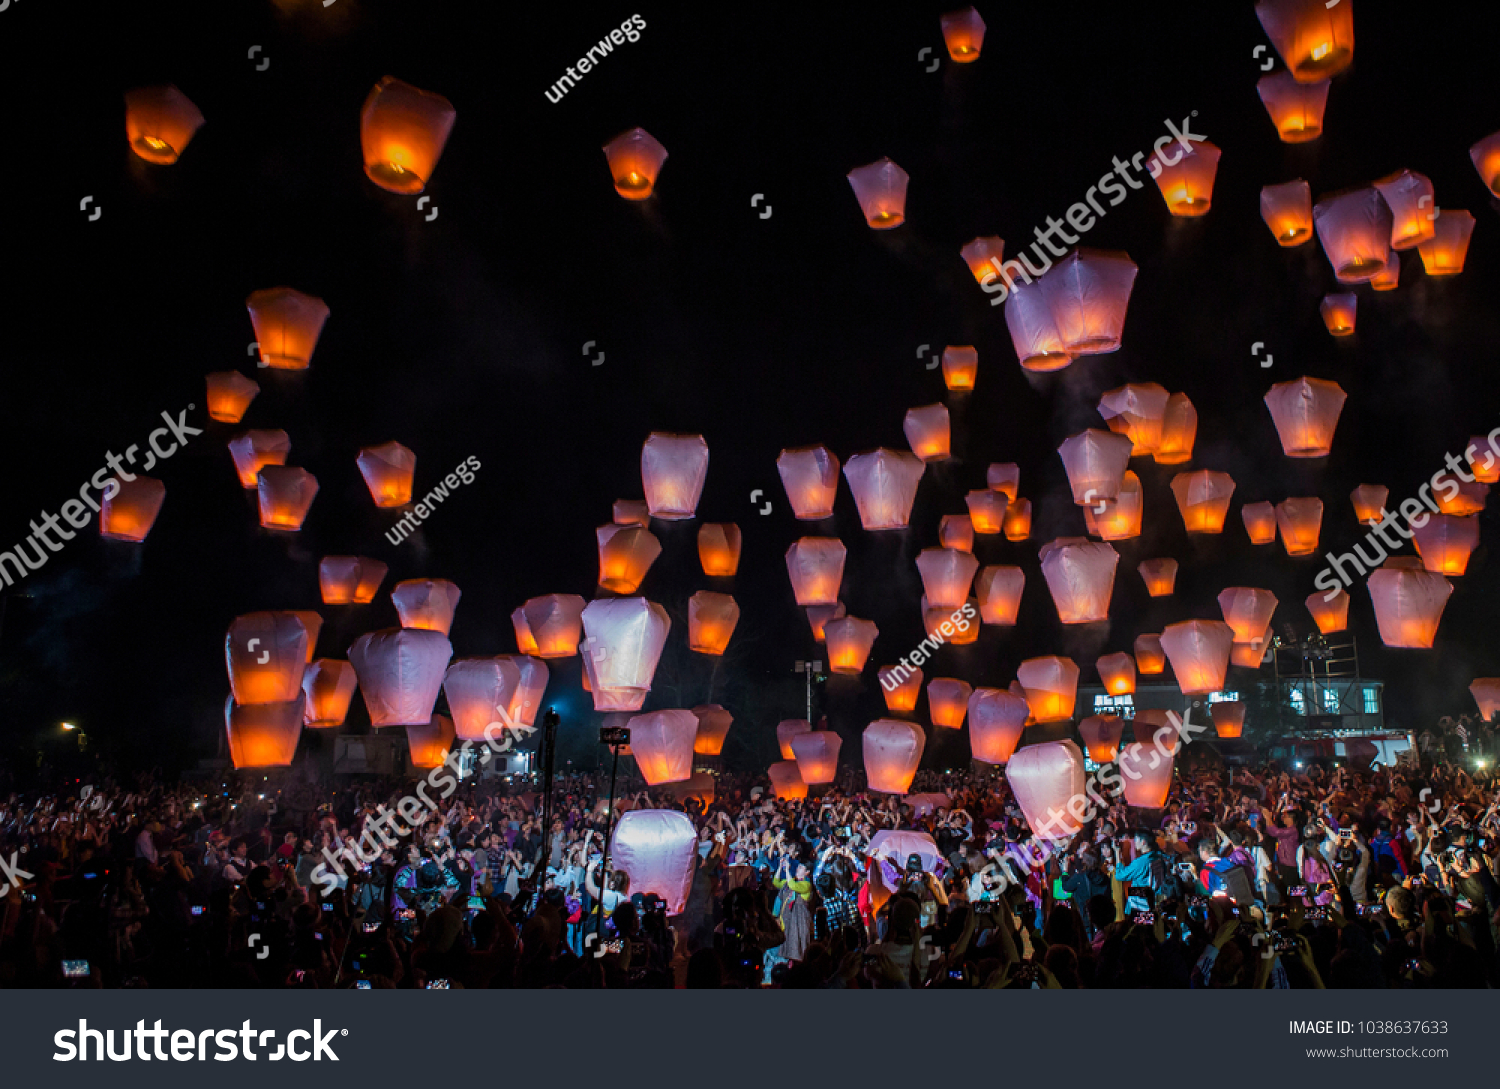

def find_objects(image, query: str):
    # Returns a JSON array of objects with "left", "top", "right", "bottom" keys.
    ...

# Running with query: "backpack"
[
  {"left": 1146, "top": 851, "right": 1186, "bottom": 903},
  {"left": 1203, "top": 856, "right": 1256, "bottom": 905}
]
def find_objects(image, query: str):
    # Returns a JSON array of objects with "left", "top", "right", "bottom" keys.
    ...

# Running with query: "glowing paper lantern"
[
  {"left": 641, "top": 432, "right": 708, "bottom": 520},
  {"left": 1218, "top": 587, "right": 1279, "bottom": 645},
  {"left": 1039, "top": 538, "right": 1118, "bottom": 624},
  {"left": 1368, "top": 562, "right": 1452, "bottom": 648},
  {"left": 1417, "top": 211, "right": 1476, "bottom": 277},
  {"left": 879, "top": 665, "right": 923, "bottom": 711},
  {"left": 499, "top": 655, "right": 549, "bottom": 726},
  {"left": 1373, "top": 170, "right": 1437, "bottom": 251},
  {"left": 289, "top": 612, "right": 323, "bottom": 664},
  {"left": 844, "top": 449, "right": 924, "bottom": 529},
  {"left": 904, "top": 404, "right": 951, "bottom": 462},
  {"left": 1256, "top": 72, "right": 1328, "bottom": 142},
  {"left": 512, "top": 605, "right": 540, "bottom": 657},
  {"left": 927, "top": 678, "right": 972, "bottom": 729},
  {"left": 767, "top": 761, "right": 808, "bottom": 800},
  {"left": 791, "top": 731, "right": 841, "bottom": 784},
  {"left": 1264, "top": 377, "right": 1346, "bottom": 457},
  {"left": 521, "top": 594, "right": 586, "bottom": 658},
  {"left": 225, "top": 694, "right": 304, "bottom": 769},
  {"left": 1231, "top": 640, "right": 1268, "bottom": 668},
  {"left": 1138, "top": 558, "right": 1177, "bottom": 597},
  {"left": 1160, "top": 619, "right": 1234, "bottom": 695},
  {"left": 1275, "top": 497, "right": 1324, "bottom": 556},
  {"left": 1468, "top": 440, "right": 1500, "bottom": 485},
  {"left": 824, "top": 616, "right": 878, "bottom": 675},
  {"left": 1432, "top": 475, "right": 1489, "bottom": 516},
  {"left": 940, "top": 6, "right": 985, "bottom": 60},
  {"left": 627, "top": 710, "right": 697, "bottom": 786},
  {"left": 863, "top": 719, "right": 925, "bottom": 793},
  {"left": 597, "top": 524, "right": 662, "bottom": 593},
  {"left": 1041, "top": 249, "right": 1139, "bottom": 356},
  {"left": 988, "top": 463, "right": 1020, "bottom": 499},
  {"left": 1211, "top": 701, "right": 1246, "bottom": 739},
  {"left": 1006, "top": 741, "right": 1087, "bottom": 840},
  {"left": 696, "top": 523, "right": 741, "bottom": 578},
  {"left": 1099, "top": 383, "right": 1170, "bottom": 456},
  {"left": 580, "top": 597, "right": 670, "bottom": 712},
  {"left": 785, "top": 537, "right": 846, "bottom": 606},
  {"left": 965, "top": 490, "right": 1008, "bottom": 534},
  {"left": 846, "top": 158, "right": 909, "bottom": 229},
  {"left": 1306, "top": 587, "right": 1349, "bottom": 633},
  {"left": 1097, "top": 652, "right": 1136, "bottom": 697},
  {"left": 226, "top": 612, "right": 308, "bottom": 706},
  {"left": 1350, "top": 485, "right": 1388, "bottom": 525},
  {"left": 942, "top": 346, "right": 978, "bottom": 391},
  {"left": 1255, "top": 0, "right": 1355, "bottom": 81},
  {"left": 961, "top": 238, "right": 1004, "bottom": 284},
  {"left": 939, "top": 515, "right": 974, "bottom": 552},
  {"left": 613, "top": 499, "right": 650, "bottom": 527},
  {"left": 124, "top": 85, "right": 204, "bottom": 164},
  {"left": 1242, "top": 501, "right": 1278, "bottom": 544},
  {"left": 922, "top": 598, "right": 978, "bottom": 645},
  {"left": 692, "top": 705, "right": 733, "bottom": 756},
  {"left": 1155, "top": 393, "right": 1198, "bottom": 465},
  {"left": 806, "top": 602, "right": 845, "bottom": 642},
  {"left": 361, "top": 76, "right": 455, "bottom": 193},
  {"left": 975, "top": 566, "right": 1024, "bottom": 625},
  {"left": 602, "top": 126, "right": 667, "bottom": 199},
  {"left": 1135, "top": 634, "right": 1165, "bottom": 674},
  {"left": 1472, "top": 131, "right": 1500, "bottom": 198},
  {"left": 608, "top": 810, "right": 696, "bottom": 914},
  {"left": 777, "top": 445, "right": 840, "bottom": 519},
  {"left": 100, "top": 475, "right": 164, "bottom": 542},
  {"left": 1470, "top": 679, "right": 1500, "bottom": 721},
  {"left": 319, "top": 556, "right": 386, "bottom": 605},
  {"left": 688, "top": 590, "right": 739, "bottom": 655},
  {"left": 406, "top": 714, "right": 456, "bottom": 770},
  {"left": 1371, "top": 252, "right": 1401, "bottom": 290},
  {"left": 349, "top": 627, "right": 452, "bottom": 726},
  {"left": 301, "top": 659, "right": 357, "bottom": 728},
  {"left": 1058, "top": 429, "right": 1133, "bottom": 506},
  {"left": 1084, "top": 470, "right": 1143, "bottom": 541},
  {"left": 228, "top": 430, "right": 291, "bottom": 488},
  {"left": 1146, "top": 140, "right": 1220, "bottom": 216},
  {"left": 354, "top": 442, "right": 415, "bottom": 508},
  {"left": 1079, "top": 716, "right": 1124, "bottom": 763},
  {"left": 917, "top": 547, "right": 979, "bottom": 610},
  {"left": 1004, "top": 278, "right": 1071, "bottom": 372},
  {"left": 205, "top": 372, "right": 260, "bottom": 424},
  {"left": 1261, "top": 180, "right": 1314, "bottom": 246},
  {"left": 246, "top": 288, "right": 330, "bottom": 371},
  {"left": 1118, "top": 739, "right": 1175, "bottom": 809},
  {"left": 1320, "top": 293, "right": 1356, "bottom": 336},
  {"left": 442, "top": 657, "right": 523, "bottom": 741},
  {"left": 1314, "top": 189, "right": 1391, "bottom": 282},
  {"left": 1016, "top": 656, "right": 1079, "bottom": 722},
  {"left": 1412, "top": 515, "right": 1479, "bottom": 576},
  {"left": 777, "top": 719, "right": 812, "bottom": 760},
  {"left": 257, "top": 466, "right": 319, "bottom": 531},
  {"left": 1003, "top": 498, "right": 1033, "bottom": 540},
  {"left": 968, "top": 689, "right": 1029, "bottom": 764},
  {"left": 391, "top": 579, "right": 461, "bottom": 635}
]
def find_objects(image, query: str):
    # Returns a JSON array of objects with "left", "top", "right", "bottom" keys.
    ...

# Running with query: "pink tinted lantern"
[
  {"left": 922, "top": 599, "right": 977, "bottom": 645},
  {"left": 613, "top": 499, "right": 650, "bottom": 527},
  {"left": 880, "top": 665, "right": 923, "bottom": 712},
  {"left": 941, "top": 346, "right": 978, "bottom": 391},
  {"left": 319, "top": 556, "right": 386, "bottom": 605},
  {"left": 361, "top": 76, "right": 455, "bottom": 193},
  {"left": 1373, "top": 170, "right": 1438, "bottom": 251},
  {"left": 100, "top": 475, "right": 165, "bottom": 542},
  {"left": 1255, "top": 0, "right": 1355, "bottom": 82},
  {"left": 1431, "top": 474, "right": 1489, "bottom": 516},
  {"left": 940, "top": 6, "right": 986, "bottom": 61},
  {"left": 1170, "top": 470, "right": 1237, "bottom": 534},
  {"left": 246, "top": 288, "right": 329, "bottom": 370},
  {"left": 1004, "top": 498, "right": 1032, "bottom": 540},
  {"left": 1275, "top": 498, "right": 1324, "bottom": 556},
  {"left": 609, "top": 810, "right": 697, "bottom": 914},
  {"left": 1242, "top": 501, "right": 1278, "bottom": 544},
  {"left": 1058, "top": 429, "right": 1133, "bottom": 504},
  {"left": 697, "top": 523, "right": 742, "bottom": 577},
  {"left": 125, "top": 85, "right": 204, "bottom": 164},
  {"left": 641, "top": 432, "right": 708, "bottom": 520},
  {"left": 521, "top": 594, "right": 586, "bottom": 658},
  {"left": 1146, "top": 140, "right": 1221, "bottom": 216},
  {"left": 1350, "top": 485, "right": 1388, "bottom": 525},
  {"left": 1231, "top": 640, "right": 1268, "bottom": 669},
  {"left": 1160, "top": 620, "right": 1235, "bottom": 695},
  {"left": 768, "top": 762, "right": 808, "bottom": 800},
  {"left": 976, "top": 565, "right": 1025, "bottom": 625},
  {"left": 785, "top": 537, "right": 846, "bottom": 606},
  {"left": 843, "top": 449, "right": 924, "bottom": 529},
  {"left": 1003, "top": 278, "right": 1071, "bottom": 372},
  {"left": 1470, "top": 679, "right": 1500, "bottom": 722},
  {"left": 228, "top": 429, "right": 291, "bottom": 488},
  {"left": 692, "top": 704, "right": 733, "bottom": 756},
  {"left": 225, "top": 695, "right": 304, "bottom": 769},
  {"left": 1041, "top": 249, "right": 1138, "bottom": 356},
  {"left": 602, "top": 127, "right": 668, "bottom": 199},
  {"left": 580, "top": 597, "right": 670, "bottom": 711},
  {"left": 1472, "top": 132, "right": 1500, "bottom": 197},
  {"left": 965, "top": 490, "right": 1008, "bottom": 534},
  {"left": 904, "top": 404, "right": 951, "bottom": 461},
  {"left": 1412, "top": 515, "right": 1480, "bottom": 576},
  {"left": 1155, "top": 393, "right": 1198, "bottom": 464},
  {"left": 1084, "top": 470, "right": 1142, "bottom": 541},
  {"left": 206, "top": 371, "right": 260, "bottom": 424},
  {"left": 927, "top": 678, "right": 972, "bottom": 729},
  {"left": 1314, "top": 189, "right": 1392, "bottom": 282},
  {"left": 349, "top": 627, "right": 453, "bottom": 726},
  {"left": 1468, "top": 439, "right": 1500, "bottom": 485},
  {"left": 1257, "top": 72, "right": 1329, "bottom": 142},
  {"left": 391, "top": 579, "right": 461, "bottom": 635},
  {"left": 824, "top": 616, "right": 878, "bottom": 675},
  {"left": 1038, "top": 538, "right": 1118, "bottom": 624},
  {"left": 1016, "top": 656, "right": 1079, "bottom": 722},
  {"left": 257, "top": 466, "right": 318, "bottom": 531},
  {"left": 597, "top": 524, "right": 662, "bottom": 593},
  {"left": 1418, "top": 211, "right": 1476, "bottom": 277},
  {"left": 1320, "top": 293, "right": 1357, "bottom": 336},
  {"left": 1006, "top": 741, "right": 1087, "bottom": 840},
  {"left": 846, "top": 158, "right": 909, "bottom": 229},
  {"left": 442, "top": 657, "right": 523, "bottom": 741},
  {"left": 806, "top": 602, "right": 845, "bottom": 642},
  {"left": 1367, "top": 562, "right": 1452, "bottom": 648},
  {"left": 356, "top": 442, "right": 416, "bottom": 507},
  {"left": 1264, "top": 377, "right": 1346, "bottom": 457},
  {"left": 1261, "top": 180, "right": 1314, "bottom": 246},
  {"left": 226, "top": 612, "right": 309, "bottom": 705},
  {"left": 939, "top": 515, "right": 974, "bottom": 552},
  {"left": 1135, "top": 634, "right": 1166, "bottom": 674},
  {"left": 1371, "top": 252, "right": 1401, "bottom": 290},
  {"left": 777, "top": 719, "right": 812, "bottom": 760},
  {"left": 988, "top": 463, "right": 1019, "bottom": 499},
  {"left": 1138, "top": 558, "right": 1178, "bottom": 597},
  {"left": 501, "top": 655, "right": 549, "bottom": 729},
  {"left": 1097, "top": 652, "right": 1136, "bottom": 697},
  {"left": 302, "top": 659, "right": 358, "bottom": 727},
  {"left": 1099, "top": 383, "right": 1170, "bottom": 456},
  {"left": 777, "top": 445, "right": 840, "bottom": 519},
  {"left": 961, "top": 238, "right": 1005, "bottom": 285},
  {"left": 1307, "top": 587, "right": 1349, "bottom": 633},
  {"left": 1118, "top": 739, "right": 1175, "bottom": 808},
  {"left": 916, "top": 547, "right": 978, "bottom": 610},
  {"left": 863, "top": 719, "right": 925, "bottom": 794},
  {"left": 687, "top": 591, "right": 739, "bottom": 655},
  {"left": 968, "top": 688, "right": 1029, "bottom": 764},
  {"left": 1211, "top": 701, "right": 1246, "bottom": 739},
  {"left": 791, "top": 731, "right": 842, "bottom": 784},
  {"left": 628, "top": 710, "right": 698, "bottom": 785},
  {"left": 512, "top": 606, "right": 538, "bottom": 652},
  {"left": 406, "top": 715, "right": 456, "bottom": 770},
  {"left": 1079, "top": 716, "right": 1124, "bottom": 763},
  {"left": 1218, "top": 587, "right": 1279, "bottom": 645}
]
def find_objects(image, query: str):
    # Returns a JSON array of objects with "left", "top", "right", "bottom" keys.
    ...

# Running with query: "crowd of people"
[{"left": 1, "top": 736, "right": 1497, "bottom": 989}]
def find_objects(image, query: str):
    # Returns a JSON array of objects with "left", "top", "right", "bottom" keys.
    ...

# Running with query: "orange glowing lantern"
[
  {"left": 1371, "top": 252, "right": 1401, "bottom": 291},
  {"left": 879, "top": 665, "right": 923, "bottom": 712},
  {"left": 1160, "top": 619, "right": 1234, "bottom": 695},
  {"left": 688, "top": 591, "right": 739, "bottom": 655},
  {"left": 124, "top": 85, "right": 204, "bottom": 164},
  {"left": 205, "top": 372, "right": 260, "bottom": 424},
  {"left": 904, "top": 404, "right": 951, "bottom": 462},
  {"left": 1367, "top": 562, "right": 1452, "bottom": 648},
  {"left": 1470, "top": 679, "right": 1500, "bottom": 721},
  {"left": 1373, "top": 170, "right": 1437, "bottom": 251},
  {"left": 965, "top": 490, "right": 1008, "bottom": 534},
  {"left": 289, "top": 611, "right": 322, "bottom": 663},
  {"left": 613, "top": 499, "right": 650, "bottom": 527},
  {"left": 1138, "top": 558, "right": 1178, "bottom": 597},
  {"left": 628, "top": 710, "right": 698, "bottom": 786},
  {"left": 1007, "top": 741, "right": 1087, "bottom": 840},
  {"left": 1417, "top": 211, "right": 1476, "bottom": 277},
  {"left": 777, "top": 445, "right": 840, "bottom": 519},
  {"left": 1079, "top": 716, "right": 1124, "bottom": 763},
  {"left": 1039, "top": 538, "right": 1118, "bottom": 624},
  {"left": 768, "top": 762, "right": 808, "bottom": 800},
  {"left": 1003, "top": 498, "right": 1033, "bottom": 541},
  {"left": 1099, "top": 384, "right": 1170, "bottom": 456},
  {"left": 1320, "top": 293, "right": 1357, "bottom": 336},
  {"left": 844, "top": 449, "right": 925, "bottom": 529},
  {"left": 1084, "top": 470, "right": 1143, "bottom": 541},
  {"left": 969, "top": 689, "right": 1029, "bottom": 764},
  {"left": 692, "top": 704, "right": 733, "bottom": 756},
  {"left": 917, "top": 547, "right": 979, "bottom": 610},
  {"left": 1472, "top": 132, "right": 1500, "bottom": 198},
  {"left": 228, "top": 430, "right": 291, "bottom": 488},
  {"left": 1155, "top": 393, "right": 1198, "bottom": 465},
  {"left": 1135, "top": 634, "right": 1166, "bottom": 674},
  {"left": 597, "top": 524, "right": 662, "bottom": 593},
  {"left": 846, "top": 158, "right": 909, "bottom": 228},
  {"left": 355, "top": 442, "right": 415, "bottom": 508},
  {"left": 1218, "top": 587, "right": 1279, "bottom": 645},
  {"left": 1412, "top": 515, "right": 1480, "bottom": 576},
  {"left": 1468, "top": 439, "right": 1500, "bottom": 485},
  {"left": 302, "top": 659, "right": 357, "bottom": 727},
  {"left": 513, "top": 608, "right": 540, "bottom": 657},
  {"left": 864, "top": 719, "right": 925, "bottom": 793},
  {"left": 785, "top": 537, "right": 846, "bottom": 606},
  {"left": 1256, "top": 72, "right": 1328, "bottom": 142},
  {"left": 927, "top": 678, "right": 972, "bottom": 729},
  {"left": 939, "top": 515, "right": 974, "bottom": 552},
  {"left": 1058, "top": 429, "right": 1134, "bottom": 505},
  {"left": 602, "top": 126, "right": 667, "bottom": 199},
  {"left": 791, "top": 731, "right": 841, "bottom": 784},
  {"left": 388, "top": 579, "right": 460, "bottom": 636},
  {"left": 807, "top": 602, "right": 845, "bottom": 642},
  {"left": 988, "top": 463, "right": 1020, "bottom": 499},
  {"left": 319, "top": 556, "right": 387, "bottom": 605},
  {"left": 1119, "top": 739, "right": 1175, "bottom": 809},
  {"left": 941, "top": 346, "right": 978, "bottom": 391},
  {"left": 961, "top": 237, "right": 1005, "bottom": 285},
  {"left": 1242, "top": 501, "right": 1278, "bottom": 544},
  {"left": 1275, "top": 497, "right": 1323, "bottom": 556},
  {"left": 976, "top": 565, "right": 1024, "bottom": 625},
  {"left": 940, "top": 6, "right": 985, "bottom": 60},
  {"left": 1255, "top": 0, "right": 1355, "bottom": 81},
  {"left": 1003, "top": 274, "right": 1073, "bottom": 372},
  {"left": 349, "top": 627, "right": 452, "bottom": 726},
  {"left": 1038, "top": 249, "right": 1139, "bottom": 357},
  {"left": 776, "top": 719, "right": 814, "bottom": 760},
  {"left": 225, "top": 695, "right": 304, "bottom": 769},
  {"left": 1264, "top": 376, "right": 1346, "bottom": 457},
  {"left": 503, "top": 654, "right": 548, "bottom": 729},
  {"left": 1210, "top": 701, "right": 1246, "bottom": 739},
  {"left": 825, "top": 616, "right": 878, "bottom": 675},
  {"left": 1314, "top": 189, "right": 1391, "bottom": 283},
  {"left": 1170, "top": 470, "right": 1236, "bottom": 534},
  {"left": 581, "top": 597, "right": 670, "bottom": 712},
  {"left": 406, "top": 714, "right": 456, "bottom": 770},
  {"left": 226, "top": 612, "right": 309, "bottom": 705},
  {"left": 641, "top": 432, "right": 708, "bottom": 520},
  {"left": 257, "top": 466, "right": 318, "bottom": 531},
  {"left": 1231, "top": 640, "right": 1268, "bottom": 668},
  {"left": 1350, "top": 485, "right": 1388, "bottom": 525},
  {"left": 100, "top": 475, "right": 165, "bottom": 542},
  {"left": 246, "top": 288, "right": 330, "bottom": 371},
  {"left": 442, "top": 657, "right": 523, "bottom": 740},
  {"left": 922, "top": 597, "right": 978, "bottom": 645},
  {"left": 1097, "top": 652, "right": 1137, "bottom": 696},
  {"left": 1009, "top": 681, "right": 1037, "bottom": 726},
  {"left": 1146, "top": 140, "right": 1220, "bottom": 216},
  {"left": 1432, "top": 474, "right": 1489, "bottom": 515},
  {"left": 521, "top": 593, "right": 586, "bottom": 658},
  {"left": 1016, "top": 656, "right": 1079, "bottom": 722},
  {"left": 1306, "top": 587, "right": 1349, "bottom": 633},
  {"left": 1261, "top": 180, "right": 1314, "bottom": 246},
  {"left": 697, "top": 523, "right": 742, "bottom": 577},
  {"left": 361, "top": 76, "right": 455, "bottom": 193}
]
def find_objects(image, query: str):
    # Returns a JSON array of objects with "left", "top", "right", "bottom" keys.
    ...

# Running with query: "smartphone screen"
[
  {"left": 356, "top": 980, "right": 372, "bottom": 990},
  {"left": 62, "top": 960, "right": 89, "bottom": 979}
]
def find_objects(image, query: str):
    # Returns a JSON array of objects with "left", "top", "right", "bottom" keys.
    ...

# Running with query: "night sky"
[{"left": 4, "top": 1, "right": 1499, "bottom": 778}]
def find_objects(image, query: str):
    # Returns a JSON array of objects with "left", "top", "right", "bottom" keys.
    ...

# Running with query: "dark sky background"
[{"left": 1, "top": 1, "right": 1498, "bottom": 778}]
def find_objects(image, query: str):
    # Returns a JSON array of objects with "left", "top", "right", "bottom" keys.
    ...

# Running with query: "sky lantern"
[
  {"left": 879, "top": 665, "right": 923, "bottom": 711},
  {"left": 1373, "top": 170, "right": 1438, "bottom": 250},
  {"left": 597, "top": 524, "right": 662, "bottom": 593},
  {"left": 806, "top": 601, "right": 845, "bottom": 642},
  {"left": 225, "top": 695, "right": 304, "bottom": 770},
  {"left": 1009, "top": 681, "right": 1037, "bottom": 725},
  {"left": 904, "top": 404, "right": 951, "bottom": 461},
  {"left": 360, "top": 76, "right": 455, "bottom": 193},
  {"left": 846, "top": 158, "right": 909, "bottom": 228},
  {"left": 1118, "top": 739, "right": 1175, "bottom": 808},
  {"left": 1370, "top": 252, "right": 1401, "bottom": 291},
  {"left": 844, "top": 448, "right": 924, "bottom": 529},
  {"left": 927, "top": 678, "right": 972, "bottom": 728},
  {"left": 1264, "top": 376, "right": 1346, "bottom": 457},
  {"left": 1256, "top": 72, "right": 1329, "bottom": 142},
  {"left": 1138, "top": 558, "right": 1178, "bottom": 597},
  {"left": 1160, "top": 619, "right": 1234, "bottom": 695},
  {"left": 1314, "top": 189, "right": 1392, "bottom": 282},
  {"left": 1007, "top": 741, "right": 1087, "bottom": 840},
  {"left": 697, "top": 523, "right": 742, "bottom": 577},
  {"left": 688, "top": 591, "right": 739, "bottom": 655},
  {"left": 1097, "top": 652, "right": 1136, "bottom": 696},
  {"left": 1260, "top": 179, "right": 1314, "bottom": 245},
  {"left": 392, "top": 578, "right": 461, "bottom": 635},
  {"left": 1218, "top": 586, "right": 1279, "bottom": 645},
  {"left": 1210, "top": 701, "right": 1246, "bottom": 740},
  {"left": 1016, "top": 656, "right": 1079, "bottom": 722},
  {"left": 1242, "top": 501, "right": 1278, "bottom": 544},
  {"left": 580, "top": 597, "right": 670, "bottom": 712},
  {"left": 786, "top": 537, "right": 846, "bottom": 606},
  {"left": 301, "top": 659, "right": 357, "bottom": 727},
  {"left": 99, "top": 475, "right": 165, "bottom": 542},
  {"left": 496, "top": 654, "right": 548, "bottom": 727},
  {"left": 1146, "top": 139, "right": 1220, "bottom": 216},
  {"left": 1350, "top": 484, "right": 1388, "bottom": 525},
  {"left": 512, "top": 605, "right": 541, "bottom": 656},
  {"left": 1155, "top": 393, "right": 1198, "bottom": 465},
  {"left": 613, "top": 499, "right": 650, "bottom": 527},
  {"left": 965, "top": 490, "right": 1008, "bottom": 534},
  {"left": 521, "top": 593, "right": 586, "bottom": 658},
  {"left": 1099, "top": 383, "right": 1170, "bottom": 456},
  {"left": 776, "top": 718, "right": 812, "bottom": 760},
  {"left": 1231, "top": 640, "right": 1268, "bottom": 668},
  {"left": 1039, "top": 538, "right": 1118, "bottom": 624},
  {"left": 257, "top": 466, "right": 318, "bottom": 531},
  {"left": 939, "top": 515, "right": 974, "bottom": 552},
  {"left": 354, "top": 442, "right": 415, "bottom": 508},
  {"left": 864, "top": 719, "right": 925, "bottom": 793},
  {"left": 641, "top": 432, "right": 708, "bottom": 520},
  {"left": 246, "top": 288, "right": 329, "bottom": 370},
  {"left": 1469, "top": 440, "right": 1500, "bottom": 485},
  {"left": 627, "top": 710, "right": 697, "bottom": 786},
  {"left": 1275, "top": 497, "right": 1324, "bottom": 556},
  {"left": 1003, "top": 498, "right": 1032, "bottom": 540},
  {"left": 1417, "top": 211, "right": 1476, "bottom": 276},
  {"left": 960, "top": 237, "right": 1004, "bottom": 284},
  {"left": 768, "top": 762, "right": 808, "bottom": 800},
  {"left": 406, "top": 714, "right": 456, "bottom": 769},
  {"left": 205, "top": 372, "right": 260, "bottom": 424},
  {"left": 1170, "top": 470, "right": 1236, "bottom": 534},
  {"left": 968, "top": 689, "right": 1029, "bottom": 764},
  {"left": 288, "top": 611, "right": 323, "bottom": 663},
  {"left": 987, "top": 463, "right": 1019, "bottom": 499},
  {"left": 228, "top": 429, "right": 291, "bottom": 488},
  {"left": 442, "top": 657, "right": 523, "bottom": 740},
  {"left": 1367, "top": 561, "right": 1452, "bottom": 648},
  {"left": 777, "top": 445, "right": 840, "bottom": 519},
  {"left": 1412, "top": 514, "right": 1480, "bottom": 576},
  {"left": 824, "top": 616, "right": 878, "bottom": 674},
  {"left": 1470, "top": 679, "right": 1500, "bottom": 721},
  {"left": 1431, "top": 474, "right": 1489, "bottom": 515},
  {"left": 1306, "top": 587, "right": 1349, "bottom": 633},
  {"left": 940, "top": 6, "right": 986, "bottom": 60},
  {"left": 1058, "top": 429, "right": 1133, "bottom": 505},
  {"left": 1004, "top": 279, "right": 1071, "bottom": 372},
  {"left": 318, "top": 556, "right": 387, "bottom": 605},
  {"left": 1472, "top": 131, "right": 1500, "bottom": 197},
  {"left": 1135, "top": 633, "right": 1165, "bottom": 674},
  {"left": 1084, "top": 471, "right": 1143, "bottom": 541},
  {"left": 922, "top": 597, "right": 978, "bottom": 644},
  {"left": 942, "top": 346, "right": 978, "bottom": 391},
  {"left": 791, "top": 731, "right": 841, "bottom": 784},
  {"left": 1320, "top": 293, "right": 1357, "bottom": 336},
  {"left": 349, "top": 627, "right": 452, "bottom": 726},
  {"left": 1041, "top": 249, "right": 1139, "bottom": 356},
  {"left": 976, "top": 565, "right": 1024, "bottom": 625},
  {"left": 1255, "top": 0, "right": 1354, "bottom": 81},
  {"left": 692, "top": 704, "right": 733, "bottom": 756},
  {"left": 1079, "top": 716, "right": 1124, "bottom": 763},
  {"left": 124, "top": 85, "right": 204, "bottom": 164},
  {"left": 917, "top": 547, "right": 979, "bottom": 610},
  {"left": 607, "top": 810, "right": 697, "bottom": 915},
  {"left": 226, "top": 612, "right": 308, "bottom": 705},
  {"left": 602, "top": 127, "right": 667, "bottom": 199}
]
